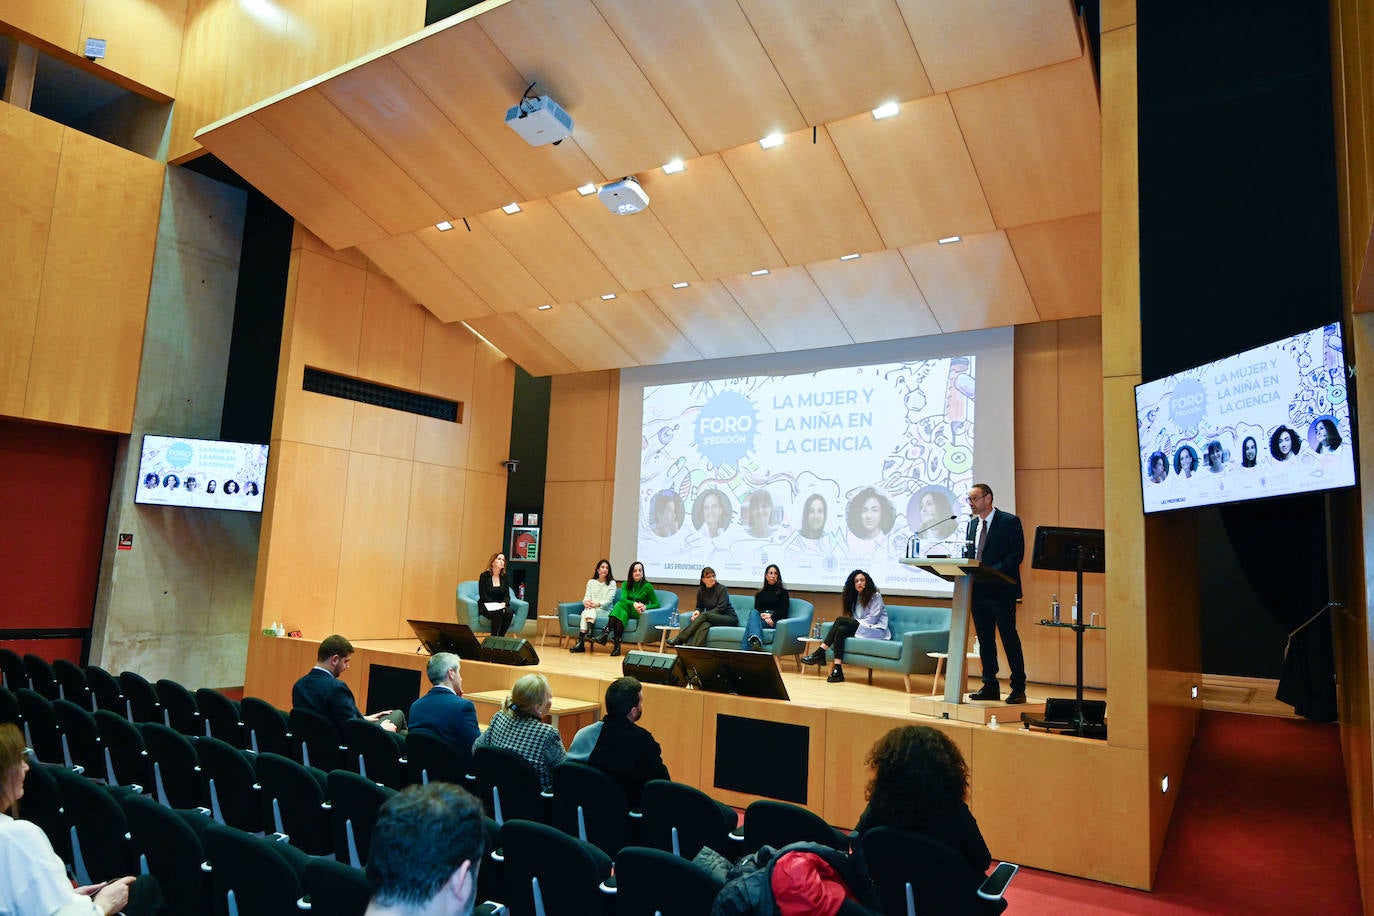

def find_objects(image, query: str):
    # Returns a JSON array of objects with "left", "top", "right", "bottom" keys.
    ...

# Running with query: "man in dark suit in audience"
[
  {"left": 964, "top": 483, "right": 1027, "bottom": 704},
  {"left": 567, "top": 676, "right": 669, "bottom": 807},
  {"left": 292, "top": 634, "right": 402, "bottom": 734},
  {"left": 409, "top": 651, "right": 479, "bottom": 762},
  {"left": 366, "top": 782, "right": 485, "bottom": 916}
]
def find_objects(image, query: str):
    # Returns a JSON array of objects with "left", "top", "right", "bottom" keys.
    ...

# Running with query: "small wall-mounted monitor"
[
  {"left": 1134, "top": 322, "right": 1355, "bottom": 514},
  {"left": 134, "top": 435, "right": 268, "bottom": 512},
  {"left": 672, "top": 646, "right": 789, "bottom": 701}
]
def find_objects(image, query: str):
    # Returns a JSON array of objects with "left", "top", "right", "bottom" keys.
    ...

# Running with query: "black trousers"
[
  {"left": 826, "top": 615, "right": 860, "bottom": 660},
  {"left": 677, "top": 611, "right": 738, "bottom": 646},
  {"left": 971, "top": 593, "right": 1025, "bottom": 692},
  {"left": 480, "top": 606, "right": 513, "bottom": 636}
]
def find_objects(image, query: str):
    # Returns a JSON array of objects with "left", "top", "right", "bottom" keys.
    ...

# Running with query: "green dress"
[{"left": 609, "top": 578, "right": 659, "bottom": 625}]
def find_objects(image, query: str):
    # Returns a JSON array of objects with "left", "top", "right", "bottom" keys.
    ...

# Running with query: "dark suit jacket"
[
  {"left": 967, "top": 508, "right": 1024, "bottom": 601},
  {"left": 586, "top": 715, "right": 670, "bottom": 807},
  {"left": 409, "top": 685, "right": 480, "bottom": 760},
  {"left": 291, "top": 667, "right": 361, "bottom": 733}
]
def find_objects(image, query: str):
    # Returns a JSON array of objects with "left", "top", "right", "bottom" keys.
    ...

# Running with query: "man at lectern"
[{"left": 964, "top": 484, "right": 1026, "bottom": 704}]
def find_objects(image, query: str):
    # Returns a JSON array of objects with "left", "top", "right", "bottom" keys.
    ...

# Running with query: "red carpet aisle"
[{"left": 1002, "top": 711, "right": 1361, "bottom": 914}]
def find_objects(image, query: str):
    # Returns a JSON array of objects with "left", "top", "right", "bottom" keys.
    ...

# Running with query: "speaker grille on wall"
[
  {"left": 480, "top": 637, "right": 540, "bottom": 666},
  {"left": 622, "top": 650, "right": 683, "bottom": 686},
  {"left": 303, "top": 367, "right": 461, "bottom": 422}
]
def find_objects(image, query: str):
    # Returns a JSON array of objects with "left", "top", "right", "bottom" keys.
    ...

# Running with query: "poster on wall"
[{"left": 510, "top": 526, "right": 540, "bottom": 562}]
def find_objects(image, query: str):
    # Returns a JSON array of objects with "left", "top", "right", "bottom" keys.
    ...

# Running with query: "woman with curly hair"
[{"left": 855, "top": 724, "right": 991, "bottom": 875}]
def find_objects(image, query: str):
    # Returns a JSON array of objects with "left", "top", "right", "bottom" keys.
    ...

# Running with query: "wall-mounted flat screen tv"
[
  {"left": 1134, "top": 322, "right": 1354, "bottom": 514},
  {"left": 134, "top": 435, "right": 269, "bottom": 513}
]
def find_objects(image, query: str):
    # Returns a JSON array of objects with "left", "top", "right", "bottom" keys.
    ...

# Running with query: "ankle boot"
[
  {"left": 570, "top": 632, "right": 587, "bottom": 653},
  {"left": 595, "top": 625, "right": 611, "bottom": 645},
  {"left": 609, "top": 620, "right": 623, "bottom": 656},
  {"left": 801, "top": 648, "right": 826, "bottom": 666},
  {"left": 827, "top": 664, "right": 845, "bottom": 683}
]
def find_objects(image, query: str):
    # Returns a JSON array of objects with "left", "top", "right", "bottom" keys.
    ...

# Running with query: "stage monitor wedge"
[
  {"left": 406, "top": 619, "right": 483, "bottom": 661},
  {"left": 480, "top": 636, "right": 539, "bottom": 666},
  {"left": 622, "top": 650, "right": 684, "bottom": 686}
]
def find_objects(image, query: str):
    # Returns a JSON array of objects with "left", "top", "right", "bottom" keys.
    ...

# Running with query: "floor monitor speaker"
[{"left": 480, "top": 636, "right": 540, "bottom": 666}]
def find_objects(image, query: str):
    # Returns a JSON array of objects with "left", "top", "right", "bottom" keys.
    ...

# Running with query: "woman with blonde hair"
[{"left": 471, "top": 673, "right": 565, "bottom": 790}]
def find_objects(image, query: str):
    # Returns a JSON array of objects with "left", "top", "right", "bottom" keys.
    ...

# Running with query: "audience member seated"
[
  {"left": 0, "top": 723, "right": 167, "bottom": 915},
  {"left": 740, "top": 564, "right": 789, "bottom": 651},
  {"left": 365, "top": 783, "right": 486, "bottom": 916},
  {"left": 668, "top": 567, "right": 735, "bottom": 647},
  {"left": 598, "top": 561, "right": 660, "bottom": 657},
  {"left": 570, "top": 559, "right": 617, "bottom": 653},
  {"left": 855, "top": 724, "right": 991, "bottom": 877},
  {"left": 567, "top": 677, "right": 668, "bottom": 807},
  {"left": 408, "top": 653, "right": 478, "bottom": 759},
  {"left": 471, "top": 673, "right": 565, "bottom": 791},
  {"left": 292, "top": 634, "right": 405, "bottom": 738}
]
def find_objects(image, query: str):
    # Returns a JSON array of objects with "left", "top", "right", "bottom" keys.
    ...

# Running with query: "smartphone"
[{"left": 977, "top": 861, "right": 1018, "bottom": 899}]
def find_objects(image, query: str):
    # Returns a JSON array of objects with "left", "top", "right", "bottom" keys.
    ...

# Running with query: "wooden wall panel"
[
  {"left": 400, "top": 463, "right": 467, "bottom": 625},
  {"left": 80, "top": 0, "right": 187, "bottom": 99},
  {"left": 457, "top": 469, "right": 509, "bottom": 586},
  {"left": 1013, "top": 322, "right": 1059, "bottom": 470},
  {"left": 1100, "top": 24, "right": 1140, "bottom": 378},
  {"left": 25, "top": 128, "right": 162, "bottom": 432},
  {"left": 639, "top": 681, "right": 706, "bottom": 788},
  {"left": 699, "top": 694, "right": 828, "bottom": 811},
  {"left": 243, "top": 633, "right": 319, "bottom": 708},
  {"left": 547, "top": 371, "right": 616, "bottom": 483},
  {"left": 1007, "top": 213, "right": 1102, "bottom": 321},
  {"left": 822, "top": 710, "right": 968, "bottom": 829},
  {"left": 1057, "top": 317, "right": 1104, "bottom": 469},
  {"left": 1012, "top": 467, "right": 1062, "bottom": 685},
  {"left": 0, "top": 106, "right": 61, "bottom": 418},
  {"left": 540, "top": 481, "right": 612, "bottom": 605},
  {"left": 0, "top": 1, "right": 83, "bottom": 49},
  {"left": 465, "top": 343, "right": 516, "bottom": 477},
  {"left": 414, "top": 316, "right": 476, "bottom": 469},
  {"left": 334, "top": 452, "right": 412, "bottom": 636}
]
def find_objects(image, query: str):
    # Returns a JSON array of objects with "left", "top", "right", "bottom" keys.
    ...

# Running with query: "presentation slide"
[
  {"left": 612, "top": 329, "right": 1015, "bottom": 596},
  {"left": 1135, "top": 322, "right": 1355, "bottom": 514},
  {"left": 134, "top": 435, "right": 269, "bottom": 513}
]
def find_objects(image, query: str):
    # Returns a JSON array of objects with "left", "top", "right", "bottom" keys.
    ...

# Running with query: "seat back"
[
  {"left": 254, "top": 752, "right": 332, "bottom": 856},
  {"left": 0, "top": 686, "right": 19, "bottom": 727},
  {"left": 196, "top": 688, "right": 246, "bottom": 747},
  {"left": 342, "top": 718, "right": 406, "bottom": 789},
  {"left": 23, "top": 654, "right": 60, "bottom": 701},
  {"left": 118, "top": 671, "right": 163, "bottom": 723},
  {"left": 156, "top": 678, "right": 202, "bottom": 735},
  {"left": 140, "top": 721, "right": 204, "bottom": 809},
  {"left": 473, "top": 745, "right": 546, "bottom": 825},
  {"left": 552, "top": 760, "right": 634, "bottom": 857},
  {"left": 289, "top": 706, "right": 346, "bottom": 771},
  {"left": 0, "top": 648, "right": 27, "bottom": 691},
  {"left": 614, "top": 845, "right": 725, "bottom": 916},
  {"left": 20, "top": 761, "right": 70, "bottom": 862},
  {"left": 52, "top": 659, "right": 91, "bottom": 709},
  {"left": 405, "top": 728, "right": 471, "bottom": 787},
  {"left": 302, "top": 858, "right": 370, "bottom": 916},
  {"left": 53, "top": 699, "right": 106, "bottom": 779},
  {"left": 500, "top": 818, "right": 612, "bottom": 916},
  {"left": 639, "top": 779, "right": 734, "bottom": 859},
  {"left": 862, "top": 827, "right": 1005, "bottom": 916},
  {"left": 120, "top": 792, "right": 211, "bottom": 916},
  {"left": 204, "top": 821, "right": 304, "bottom": 916},
  {"left": 94, "top": 709, "right": 148, "bottom": 789},
  {"left": 196, "top": 736, "right": 263, "bottom": 832},
  {"left": 49, "top": 765, "right": 137, "bottom": 886},
  {"left": 241, "top": 697, "right": 293, "bottom": 757},
  {"left": 739, "top": 799, "right": 846, "bottom": 856},
  {"left": 85, "top": 665, "right": 126, "bottom": 715},
  {"left": 16, "top": 688, "right": 65, "bottom": 766},
  {"left": 326, "top": 769, "right": 396, "bottom": 867}
]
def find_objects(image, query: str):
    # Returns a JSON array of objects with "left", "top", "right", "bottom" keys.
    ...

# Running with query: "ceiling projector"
[
  {"left": 505, "top": 94, "right": 573, "bottom": 146},
  {"left": 598, "top": 177, "right": 649, "bottom": 215}
]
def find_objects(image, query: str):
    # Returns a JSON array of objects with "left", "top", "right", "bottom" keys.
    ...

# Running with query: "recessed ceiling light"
[
  {"left": 600, "top": 293, "right": 617, "bottom": 300},
  {"left": 577, "top": 183, "right": 597, "bottom": 196},
  {"left": 537, "top": 304, "right": 553, "bottom": 311},
  {"left": 759, "top": 132, "right": 784, "bottom": 149},
  {"left": 872, "top": 101, "right": 900, "bottom": 120},
  {"left": 750, "top": 268, "right": 770, "bottom": 277},
  {"left": 435, "top": 220, "right": 454, "bottom": 231},
  {"left": 672, "top": 282, "right": 690, "bottom": 289},
  {"left": 502, "top": 202, "right": 522, "bottom": 214},
  {"left": 840, "top": 253, "right": 861, "bottom": 261},
  {"left": 662, "top": 159, "right": 685, "bottom": 174},
  {"left": 938, "top": 235, "right": 962, "bottom": 245}
]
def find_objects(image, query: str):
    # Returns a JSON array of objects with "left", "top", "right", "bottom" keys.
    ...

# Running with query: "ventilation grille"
[{"left": 303, "top": 368, "right": 461, "bottom": 422}]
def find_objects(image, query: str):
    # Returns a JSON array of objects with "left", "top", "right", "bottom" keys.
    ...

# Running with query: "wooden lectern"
[{"left": 899, "top": 558, "right": 1016, "bottom": 705}]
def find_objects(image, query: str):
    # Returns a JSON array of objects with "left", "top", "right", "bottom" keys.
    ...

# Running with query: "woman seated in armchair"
[
  {"left": 598, "top": 560, "right": 659, "bottom": 656},
  {"left": 570, "top": 559, "right": 616, "bottom": 653}
]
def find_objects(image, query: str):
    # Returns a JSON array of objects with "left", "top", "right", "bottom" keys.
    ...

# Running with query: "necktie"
[{"left": 976, "top": 517, "right": 988, "bottom": 559}]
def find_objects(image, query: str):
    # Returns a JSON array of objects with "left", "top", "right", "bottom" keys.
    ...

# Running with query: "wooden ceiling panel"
[
  {"left": 518, "top": 303, "right": 636, "bottom": 372},
  {"left": 196, "top": 115, "right": 386, "bottom": 250},
  {"left": 951, "top": 56, "right": 1101, "bottom": 228},
  {"left": 391, "top": 21, "right": 606, "bottom": 202},
  {"left": 901, "top": 231, "right": 1039, "bottom": 333},
  {"left": 252, "top": 90, "right": 447, "bottom": 236},
  {"left": 464, "top": 312, "right": 580, "bottom": 377},
  {"left": 828, "top": 94, "right": 995, "bottom": 249},
  {"left": 721, "top": 266, "right": 853, "bottom": 352},
  {"left": 805, "top": 250, "right": 941, "bottom": 343},
  {"left": 593, "top": 0, "right": 805, "bottom": 153},
  {"left": 549, "top": 188, "right": 701, "bottom": 292},
  {"left": 477, "top": 0, "right": 699, "bottom": 178},
  {"left": 356, "top": 234, "right": 492, "bottom": 323},
  {"left": 1007, "top": 213, "right": 1102, "bottom": 321},
  {"left": 319, "top": 57, "right": 521, "bottom": 220},
  {"left": 895, "top": 0, "right": 1083, "bottom": 93},
  {"left": 644, "top": 281, "right": 772, "bottom": 359},
  {"left": 577, "top": 290, "right": 702, "bottom": 367},
  {"left": 636, "top": 155, "right": 786, "bottom": 279},
  {"left": 474, "top": 198, "right": 620, "bottom": 304},
  {"left": 416, "top": 221, "right": 552, "bottom": 314},
  {"left": 738, "top": 0, "right": 933, "bottom": 126},
  {"left": 721, "top": 126, "right": 884, "bottom": 265}
]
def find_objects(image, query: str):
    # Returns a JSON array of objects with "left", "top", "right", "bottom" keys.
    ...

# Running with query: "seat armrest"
[
  {"left": 899, "top": 629, "right": 951, "bottom": 657},
  {"left": 977, "top": 861, "right": 1019, "bottom": 900}
]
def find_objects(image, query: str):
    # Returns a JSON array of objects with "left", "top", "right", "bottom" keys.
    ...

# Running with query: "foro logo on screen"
[
  {"left": 167, "top": 441, "right": 194, "bottom": 468},
  {"left": 1169, "top": 379, "right": 1206, "bottom": 430},
  {"left": 694, "top": 391, "right": 758, "bottom": 467}
]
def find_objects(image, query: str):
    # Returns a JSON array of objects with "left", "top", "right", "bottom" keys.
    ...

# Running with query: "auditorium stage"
[{"left": 244, "top": 631, "right": 1126, "bottom": 885}]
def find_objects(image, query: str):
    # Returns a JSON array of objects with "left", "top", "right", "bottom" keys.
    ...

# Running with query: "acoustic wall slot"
[{"left": 302, "top": 367, "right": 461, "bottom": 422}]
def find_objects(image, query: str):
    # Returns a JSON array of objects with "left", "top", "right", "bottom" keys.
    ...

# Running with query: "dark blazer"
[
  {"left": 409, "top": 685, "right": 480, "bottom": 760},
  {"left": 967, "top": 508, "right": 1024, "bottom": 600},
  {"left": 291, "top": 667, "right": 361, "bottom": 733},
  {"left": 586, "top": 715, "right": 670, "bottom": 807}
]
